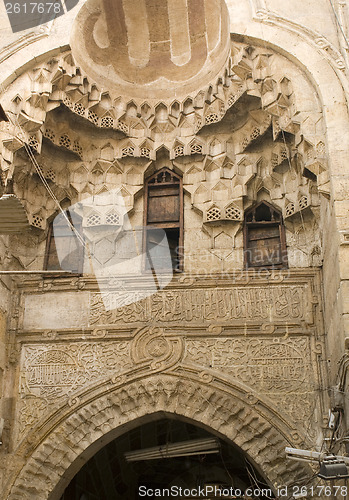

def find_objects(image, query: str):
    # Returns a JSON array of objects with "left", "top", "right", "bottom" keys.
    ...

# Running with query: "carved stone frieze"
[
  {"left": 17, "top": 340, "right": 130, "bottom": 440},
  {"left": 16, "top": 326, "right": 186, "bottom": 441},
  {"left": 15, "top": 330, "right": 322, "bottom": 439},
  {"left": 89, "top": 284, "right": 311, "bottom": 326},
  {"left": 185, "top": 337, "right": 311, "bottom": 390},
  {"left": 20, "top": 342, "right": 131, "bottom": 400},
  {"left": 15, "top": 326, "right": 322, "bottom": 445}
]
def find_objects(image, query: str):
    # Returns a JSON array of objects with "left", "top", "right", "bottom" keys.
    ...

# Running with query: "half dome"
[{"left": 70, "top": 0, "right": 231, "bottom": 101}]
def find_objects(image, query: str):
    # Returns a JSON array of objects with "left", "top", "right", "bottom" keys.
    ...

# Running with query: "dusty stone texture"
[{"left": 1, "top": 1, "right": 349, "bottom": 499}]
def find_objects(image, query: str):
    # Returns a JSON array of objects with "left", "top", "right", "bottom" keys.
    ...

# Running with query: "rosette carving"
[{"left": 131, "top": 327, "right": 183, "bottom": 370}]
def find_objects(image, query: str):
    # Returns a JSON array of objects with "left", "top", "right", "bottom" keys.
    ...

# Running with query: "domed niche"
[{"left": 70, "top": 0, "right": 231, "bottom": 101}]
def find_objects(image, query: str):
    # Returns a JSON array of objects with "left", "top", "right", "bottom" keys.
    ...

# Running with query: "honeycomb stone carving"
[
  {"left": 44, "top": 128, "right": 55, "bottom": 141},
  {"left": 299, "top": 195, "right": 309, "bottom": 210},
  {"left": 59, "top": 134, "right": 71, "bottom": 149},
  {"left": 190, "top": 143, "right": 204, "bottom": 155},
  {"left": 140, "top": 147, "right": 151, "bottom": 159},
  {"left": 285, "top": 202, "right": 296, "bottom": 217},
  {"left": 0, "top": 39, "right": 325, "bottom": 260},
  {"left": 121, "top": 146, "right": 135, "bottom": 157},
  {"left": 88, "top": 109, "right": 99, "bottom": 125},
  {"left": 73, "top": 103, "right": 85, "bottom": 116},
  {"left": 0, "top": 43, "right": 327, "bottom": 173},
  {"left": 28, "top": 136, "right": 39, "bottom": 151},
  {"left": 101, "top": 116, "right": 114, "bottom": 128},
  {"left": 205, "top": 113, "right": 220, "bottom": 125},
  {"left": 105, "top": 210, "right": 121, "bottom": 226},
  {"left": 174, "top": 145, "right": 185, "bottom": 157},
  {"left": 29, "top": 213, "right": 45, "bottom": 229}
]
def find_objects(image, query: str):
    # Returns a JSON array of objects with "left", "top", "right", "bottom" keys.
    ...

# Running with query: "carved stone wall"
[
  {"left": 0, "top": 40, "right": 328, "bottom": 273},
  {"left": 3, "top": 268, "right": 325, "bottom": 498},
  {"left": 1, "top": 1, "right": 349, "bottom": 498},
  {"left": 10, "top": 271, "right": 325, "bottom": 452},
  {"left": 6, "top": 376, "right": 315, "bottom": 500}
]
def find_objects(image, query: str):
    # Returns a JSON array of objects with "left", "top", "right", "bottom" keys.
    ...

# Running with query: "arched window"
[
  {"left": 44, "top": 210, "right": 84, "bottom": 273},
  {"left": 144, "top": 168, "right": 183, "bottom": 271},
  {"left": 244, "top": 202, "right": 287, "bottom": 268}
]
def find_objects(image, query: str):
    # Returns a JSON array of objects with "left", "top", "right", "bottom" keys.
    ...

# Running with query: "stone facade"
[{"left": 0, "top": 1, "right": 349, "bottom": 498}]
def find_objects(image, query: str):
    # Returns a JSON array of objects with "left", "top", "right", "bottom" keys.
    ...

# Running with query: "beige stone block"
[
  {"left": 339, "top": 247, "right": 349, "bottom": 279},
  {"left": 340, "top": 281, "right": 349, "bottom": 314},
  {"left": 23, "top": 292, "right": 90, "bottom": 330},
  {"left": 335, "top": 201, "right": 349, "bottom": 217},
  {"left": 343, "top": 314, "right": 349, "bottom": 343},
  {"left": 331, "top": 176, "right": 349, "bottom": 202}
]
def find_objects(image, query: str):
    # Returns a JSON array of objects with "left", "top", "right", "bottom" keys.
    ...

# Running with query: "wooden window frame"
[
  {"left": 143, "top": 167, "right": 184, "bottom": 272},
  {"left": 243, "top": 201, "right": 288, "bottom": 269}
]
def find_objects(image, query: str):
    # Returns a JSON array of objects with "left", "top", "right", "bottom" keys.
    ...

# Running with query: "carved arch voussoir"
[{"left": 7, "top": 374, "right": 313, "bottom": 500}]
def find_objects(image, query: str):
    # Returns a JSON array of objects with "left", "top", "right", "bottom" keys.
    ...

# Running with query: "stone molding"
[{"left": 249, "top": 0, "right": 348, "bottom": 74}]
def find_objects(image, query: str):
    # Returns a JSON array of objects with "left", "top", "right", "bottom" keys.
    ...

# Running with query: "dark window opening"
[
  {"left": 144, "top": 168, "right": 183, "bottom": 272},
  {"left": 244, "top": 202, "right": 287, "bottom": 269},
  {"left": 44, "top": 210, "right": 84, "bottom": 273},
  {"left": 145, "top": 228, "right": 181, "bottom": 272}
]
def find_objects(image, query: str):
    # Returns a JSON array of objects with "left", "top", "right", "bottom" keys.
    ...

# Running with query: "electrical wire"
[
  {"left": 219, "top": 449, "right": 236, "bottom": 489},
  {"left": 3, "top": 109, "right": 86, "bottom": 248},
  {"left": 244, "top": 459, "right": 274, "bottom": 499},
  {"left": 328, "top": 0, "right": 349, "bottom": 52},
  {"left": 284, "top": 475, "right": 321, "bottom": 500}
]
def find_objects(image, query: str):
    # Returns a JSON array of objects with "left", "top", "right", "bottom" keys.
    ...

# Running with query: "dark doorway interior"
[{"left": 60, "top": 417, "right": 274, "bottom": 499}]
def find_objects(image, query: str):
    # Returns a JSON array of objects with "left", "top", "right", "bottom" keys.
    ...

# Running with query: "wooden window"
[
  {"left": 44, "top": 210, "right": 84, "bottom": 273},
  {"left": 144, "top": 168, "right": 183, "bottom": 271},
  {"left": 244, "top": 202, "right": 287, "bottom": 268}
]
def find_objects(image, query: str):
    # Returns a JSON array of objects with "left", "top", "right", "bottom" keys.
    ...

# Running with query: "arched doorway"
[
  {"left": 7, "top": 376, "right": 313, "bottom": 499},
  {"left": 59, "top": 416, "right": 274, "bottom": 500}
]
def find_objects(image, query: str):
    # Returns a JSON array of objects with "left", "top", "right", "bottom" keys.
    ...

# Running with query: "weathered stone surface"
[{"left": 1, "top": 1, "right": 349, "bottom": 498}]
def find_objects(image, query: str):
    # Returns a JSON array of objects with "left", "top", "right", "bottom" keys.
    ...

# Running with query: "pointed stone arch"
[{"left": 6, "top": 374, "right": 312, "bottom": 500}]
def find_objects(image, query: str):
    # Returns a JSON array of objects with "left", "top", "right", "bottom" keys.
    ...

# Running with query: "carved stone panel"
[
  {"left": 185, "top": 337, "right": 312, "bottom": 392},
  {"left": 16, "top": 342, "right": 131, "bottom": 441},
  {"left": 184, "top": 336, "right": 319, "bottom": 430}
]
